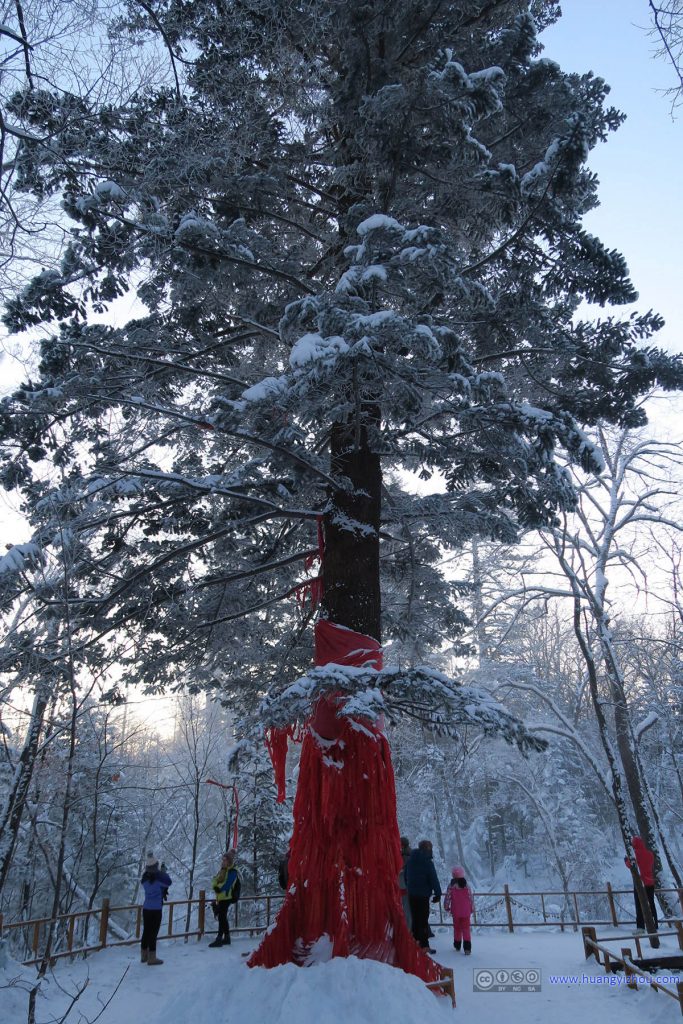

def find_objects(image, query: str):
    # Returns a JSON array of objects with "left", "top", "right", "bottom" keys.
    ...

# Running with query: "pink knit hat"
[{"left": 451, "top": 866, "right": 465, "bottom": 879}]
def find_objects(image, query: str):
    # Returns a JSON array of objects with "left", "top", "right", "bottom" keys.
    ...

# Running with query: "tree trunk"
[
  {"left": 597, "top": 620, "right": 680, "bottom": 910},
  {"left": 249, "top": 421, "right": 439, "bottom": 980},
  {"left": 322, "top": 420, "right": 382, "bottom": 639},
  {"left": 571, "top": 598, "right": 660, "bottom": 948},
  {"left": 438, "top": 764, "right": 473, "bottom": 880},
  {"left": 0, "top": 684, "right": 50, "bottom": 899}
]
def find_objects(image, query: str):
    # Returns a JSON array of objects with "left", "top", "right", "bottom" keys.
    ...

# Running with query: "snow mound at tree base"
[{"left": 153, "top": 955, "right": 453, "bottom": 1024}]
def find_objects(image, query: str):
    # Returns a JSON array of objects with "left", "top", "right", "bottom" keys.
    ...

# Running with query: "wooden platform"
[
  {"left": 609, "top": 954, "right": 683, "bottom": 973},
  {"left": 581, "top": 925, "right": 683, "bottom": 1015}
]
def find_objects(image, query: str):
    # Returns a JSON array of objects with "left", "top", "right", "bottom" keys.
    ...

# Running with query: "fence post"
[
  {"left": 32, "top": 921, "right": 41, "bottom": 958},
  {"left": 67, "top": 914, "right": 75, "bottom": 953},
  {"left": 674, "top": 920, "right": 683, "bottom": 952},
  {"left": 678, "top": 888, "right": 683, "bottom": 918},
  {"left": 99, "top": 899, "right": 110, "bottom": 948},
  {"left": 198, "top": 890, "right": 206, "bottom": 940},
  {"left": 167, "top": 901, "right": 174, "bottom": 936},
  {"left": 135, "top": 905, "right": 142, "bottom": 939},
  {"left": 504, "top": 885, "right": 514, "bottom": 933},
  {"left": 582, "top": 926, "right": 598, "bottom": 962},
  {"left": 676, "top": 980, "right": 683, "bottom": 1017},
  {"left": 621, "top": 947, "right": 637, "bottom": 990},
  {"left": 606, "top": 882, "right": 618, "bottom": 927}
]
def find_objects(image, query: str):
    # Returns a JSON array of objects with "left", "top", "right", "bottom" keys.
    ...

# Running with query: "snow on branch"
[
  {"left": 257, "top": 664, "right": 547, "bottom": 755},
  {"left": 634, "top": 711, "right": 659, "bottom": 741},
  {"left": 0, "top": 543, "right": 44, "bottom": 577}
]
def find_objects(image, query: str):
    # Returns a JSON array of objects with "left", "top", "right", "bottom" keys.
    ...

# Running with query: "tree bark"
[
  {"left": 322, "top": 419, "right": 382, "bottom": 640},
  {"left": 0, "top": 684, "right": 50, "bottom": 899}
]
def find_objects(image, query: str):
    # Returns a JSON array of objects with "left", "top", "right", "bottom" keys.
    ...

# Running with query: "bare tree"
[{"left": 648, "top": 1, "right": 683, "bottom": 111}]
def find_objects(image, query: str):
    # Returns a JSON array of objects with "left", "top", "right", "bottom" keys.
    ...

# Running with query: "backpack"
[{"left": 443, "top": 884, "right": 453, "bottom": 915}]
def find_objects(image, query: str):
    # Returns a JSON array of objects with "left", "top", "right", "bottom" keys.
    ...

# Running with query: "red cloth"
[
  {"left": 626, "top": 837, "right": 655, "bottom": 886},
  {"left": 250, "top": 619, "right": 440, "bottom": 985},
  {"left": 265, "top": 726, "right": 292, "bottom": 804},
  {"left": 453, "top": 916, "right": 471, "bottom": 943},
  {"left": 314, "top": 618, "right": 383, "bottom": 670}
]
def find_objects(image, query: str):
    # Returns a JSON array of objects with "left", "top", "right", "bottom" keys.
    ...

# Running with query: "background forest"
[
  {"left": 0, "top": 0, "right": 682, "bottom": 963},
  {"left": 2, "top": 422, "right": 683, "bottom": 940}
]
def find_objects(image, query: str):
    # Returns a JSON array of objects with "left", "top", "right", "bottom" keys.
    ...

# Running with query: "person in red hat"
[
  {"left": 624, "top": 836, "right": 658, "bottom": 933},
  {"left": 443, "top": 866, "right": 474, "bottom": 954}
]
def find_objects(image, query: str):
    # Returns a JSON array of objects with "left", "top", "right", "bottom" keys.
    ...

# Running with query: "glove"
[{"left": 431, "top": 896, "right": 440, "bottom": 903}]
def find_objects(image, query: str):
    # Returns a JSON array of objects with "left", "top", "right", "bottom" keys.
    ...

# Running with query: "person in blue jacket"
[
  {"left": 209, "top": 850, "right": 241, "bottom": 947},
  {"left": 404, "top": 839, "right": 441, "bottom": 953},
  {"left": 140, "top": 852, "right": 172, "bottom": 965}
]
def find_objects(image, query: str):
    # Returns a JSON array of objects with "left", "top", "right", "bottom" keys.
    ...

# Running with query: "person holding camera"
[{"left": 140, "top": 852, "right": 172, "bottom": 965}]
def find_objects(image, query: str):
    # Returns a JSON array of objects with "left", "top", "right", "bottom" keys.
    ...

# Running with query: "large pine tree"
[{"left": 1, "top": 0, "right": 681, "bottom": 973}]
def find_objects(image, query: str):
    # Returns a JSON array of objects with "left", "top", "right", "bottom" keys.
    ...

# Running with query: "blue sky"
[{"left": 541, "top": 1, "right": 683, "bottom": 360}]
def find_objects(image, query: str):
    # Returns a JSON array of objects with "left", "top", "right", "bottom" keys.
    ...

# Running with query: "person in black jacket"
[{"left": 404, "top": 839, "right": 441, "bottom": 953}]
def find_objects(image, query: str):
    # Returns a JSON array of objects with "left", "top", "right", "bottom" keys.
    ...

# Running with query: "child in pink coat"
[{"left": 443, "top": 866, "right": 474, "bottom": 954}]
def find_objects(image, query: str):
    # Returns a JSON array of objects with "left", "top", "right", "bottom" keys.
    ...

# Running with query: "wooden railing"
[
  {"left": 466, "top": 884, "right": 683, "bottom": 932},
  {"left": 2, "top": 885, "right": 682, "bottom": 966},
  {"left": 582, "top": 925, "right": 683, "bottom": 1015},
  {"left": 0, "top": 891, "right": 286, "bottom": 966}
]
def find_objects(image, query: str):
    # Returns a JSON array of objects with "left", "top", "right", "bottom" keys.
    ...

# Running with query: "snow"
[
  {"left": 94, "top": 180, "right": 126, "bottom": 202},
  {"left": 634, "top": 711, "right": 659, "bottom": 740},
  {"left": 469, "top": 66, "right": 506, "bottom": 85},
  {"left": 241, "top": 376, "right": 288, "bottom": 403},
  {"left": 352, "top": 310, "right": 396, "bottom": 328},
  {"left": 174, "top": 211, "right": 220, "bottom": 241},
  {"left": 289, "top": 333, "right": 349, "bottom": 369},
  {"left": 2, "top": 929, "right": 679, "bottom": 1024},
  {"left": 361, "top": 265, "right": 388, "bottom": 283},
  {"left": 0, "top": 542, "right": 43, "bottom": 575},
  {"left": 517, "top": 402, "right": 554, "bottom": 422},
  {"left": 357, "top": 214, "right": 404, "bottom": 235}
]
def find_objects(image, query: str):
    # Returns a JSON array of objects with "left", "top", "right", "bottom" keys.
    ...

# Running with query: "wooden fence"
[
  {"left": 0, "top": 891, "right": 284, "bottom": 966},
  {"left": 2, "top": 885, "right": 682, "bottom": 966},
  {"left": 582, "top": 925, "right": 683, "bottom": 1016},
  {"left": 469, "top": 884, "right": 683, "bottom": 932}
]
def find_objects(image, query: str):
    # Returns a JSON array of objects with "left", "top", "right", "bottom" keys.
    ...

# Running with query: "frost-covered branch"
[{"left": 258, "top": 664, "right": 547, "bottom": 754}]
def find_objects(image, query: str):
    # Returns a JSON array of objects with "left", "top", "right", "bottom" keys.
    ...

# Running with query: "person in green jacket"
[{"left": 209, "top": 850, "right": 241, "bottom": 947}]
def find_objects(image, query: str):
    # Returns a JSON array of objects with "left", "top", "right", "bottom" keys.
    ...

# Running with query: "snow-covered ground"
[{"left": 1, "top": 925, "right": 681, "bottom": 1024}]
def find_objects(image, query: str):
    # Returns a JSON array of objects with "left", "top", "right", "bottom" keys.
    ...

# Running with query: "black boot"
[
  {"left": 464, "top": 940, "right": 472, "bottom": 955},
  {"left": 208, "top": 938, "right": 224, "bottom": 947},
  {"left": 454, "top": 940, "right": 461, "bottom": 951}
]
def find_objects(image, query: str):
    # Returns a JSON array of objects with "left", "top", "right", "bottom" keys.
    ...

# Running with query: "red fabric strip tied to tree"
[
  {"left": 250, "top": 619, "right": 441, "bottom": 985},
  {"left": 265, "top": 725, "right": 296, "bottom": 804}
]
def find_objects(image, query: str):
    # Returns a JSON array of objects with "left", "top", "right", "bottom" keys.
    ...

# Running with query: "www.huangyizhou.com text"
[{"left": 548, "top": 973, "right": 680, "bottom": 986}]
